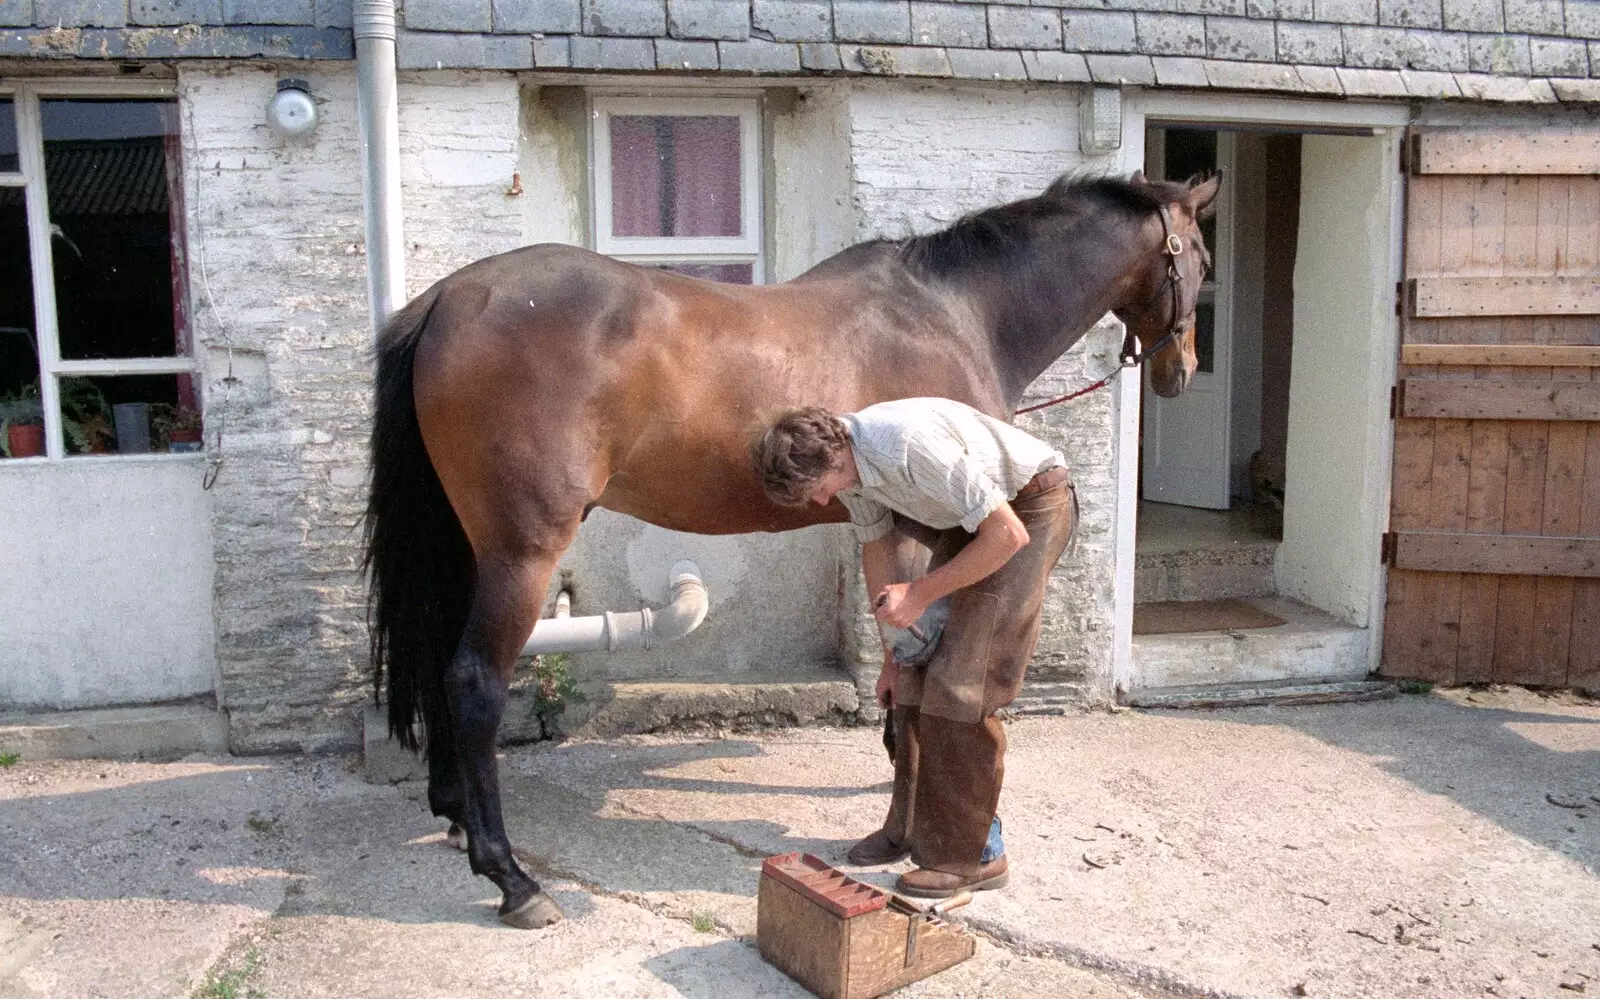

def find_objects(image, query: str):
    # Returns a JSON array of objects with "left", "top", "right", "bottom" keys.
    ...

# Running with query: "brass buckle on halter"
[{"left": 1164, "top": 234, "right": 1184, "bottom": 257}]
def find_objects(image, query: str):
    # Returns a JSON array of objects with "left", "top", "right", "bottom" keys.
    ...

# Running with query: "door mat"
[{"left": 1133, "top": 599, "right": 1287, "bottom": 636}]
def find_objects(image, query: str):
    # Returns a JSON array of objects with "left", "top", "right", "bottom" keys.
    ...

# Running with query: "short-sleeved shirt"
[{"left": 835, "top": 397, "right": 1067, "bottom": 543}]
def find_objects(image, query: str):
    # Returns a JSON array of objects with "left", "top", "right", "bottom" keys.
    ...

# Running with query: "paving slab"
[{"left": 2, "top": 688, "right": 1597, "bottom": 998}]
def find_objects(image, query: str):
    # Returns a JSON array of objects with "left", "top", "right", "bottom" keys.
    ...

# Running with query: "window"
[
  {"left": 0, "top": 83, "right": 199, "bottom": 461},
  {"left": 591, "top": 96, "right": 762, "bottom": 284}
]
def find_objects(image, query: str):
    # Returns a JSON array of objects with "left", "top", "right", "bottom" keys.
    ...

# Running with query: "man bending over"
[{"left": 753, "top": 397, "right": 1075, "bottom": 898}]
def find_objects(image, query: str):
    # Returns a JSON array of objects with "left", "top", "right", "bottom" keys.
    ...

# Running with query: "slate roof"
[{"left": 0, "top": 1, "right": 1596, "bottom": 102}]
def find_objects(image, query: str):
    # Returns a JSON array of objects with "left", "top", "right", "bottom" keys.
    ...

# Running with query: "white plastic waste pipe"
[{"left": 523, "top": 561, "right": 709, "bottom": 655}]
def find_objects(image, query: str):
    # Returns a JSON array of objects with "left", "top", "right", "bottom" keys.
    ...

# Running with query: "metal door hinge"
[{"left": 1380, "top": 531, "right": 1397, "bottom": 565}]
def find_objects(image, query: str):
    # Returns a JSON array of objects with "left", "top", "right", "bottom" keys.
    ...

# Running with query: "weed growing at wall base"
[
  {"left": 0, "top": 752, "right": 18, "bottom": 766},
  {"left": 530, "top": 652, "right": 585, "bottom": 739}
]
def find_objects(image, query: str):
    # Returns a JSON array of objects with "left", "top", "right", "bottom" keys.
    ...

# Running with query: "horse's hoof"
[
  {"left": 500, "top": 892, "right": 564, "bottom": 929},
  {"left": 446, "top": 823, "right": 467, "bottom": 852}
]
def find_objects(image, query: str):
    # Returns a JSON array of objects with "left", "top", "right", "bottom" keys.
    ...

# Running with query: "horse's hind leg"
[
  {"left": 427, "top": 745, "right": 469, "bottom": 852},
  {"left": 447, "top": 542, "right": 572, "bottom": 928}
]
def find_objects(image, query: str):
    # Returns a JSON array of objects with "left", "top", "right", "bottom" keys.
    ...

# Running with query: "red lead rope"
[{"left": 1013, "top": 368, "right": 1122, "bottom": 415}]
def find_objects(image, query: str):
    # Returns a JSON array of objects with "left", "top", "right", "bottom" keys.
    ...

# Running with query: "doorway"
[{"left": 1117, "top": 100, "right": 1406, "bottom": 702}]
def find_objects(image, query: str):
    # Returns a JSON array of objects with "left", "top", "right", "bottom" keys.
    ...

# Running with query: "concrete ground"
[{"left": 2, "top": 687, "right": 1597, "bottom": 999}]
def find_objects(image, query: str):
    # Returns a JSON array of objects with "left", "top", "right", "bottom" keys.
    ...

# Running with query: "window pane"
[
  {"left": 1194, "top": 299, "right": 1215, "bottom": 375},
  {"left": 56, "top": 371, "right": 199, "bottom": 455},
  {"left": 653, "top": 261, "right": 753, "bottom": 284},
  {"left": 42, "top": 98, "right": 186, "bottom": 361},
  {"left": 1162, "top": 128, "right": 1216, "bottom": 185},
  {"left": 0, "top": 99, "right": 17, "bottom": 173},
  {"left": 610, "top": 115, "right": 741, "bottom": 239},
  {"left": 0, "top": 178, "right": 38, "bottom": 405}
]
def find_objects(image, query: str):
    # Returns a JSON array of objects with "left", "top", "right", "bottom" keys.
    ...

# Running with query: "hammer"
[{"left": 892, "top": 891, "right": 974, "bottom": 967}]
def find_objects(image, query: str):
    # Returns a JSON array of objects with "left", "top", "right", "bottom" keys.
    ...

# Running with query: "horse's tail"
[{"left": 364, "top": 287, "right": 472, "bottom": 753}]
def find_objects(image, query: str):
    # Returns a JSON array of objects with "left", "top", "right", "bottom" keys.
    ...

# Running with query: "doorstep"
[{"left": 1131, "top": 596, "right": 1369, "bottom": 691}]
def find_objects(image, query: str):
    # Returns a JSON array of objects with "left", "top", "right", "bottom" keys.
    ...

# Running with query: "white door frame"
[{"left": 1109, "top": 91, "right": 1410, "bottom": 702}]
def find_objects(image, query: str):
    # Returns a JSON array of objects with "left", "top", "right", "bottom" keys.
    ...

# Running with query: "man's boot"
[{"left": 846, "top": 705, "right": 919, "bottom": 866}]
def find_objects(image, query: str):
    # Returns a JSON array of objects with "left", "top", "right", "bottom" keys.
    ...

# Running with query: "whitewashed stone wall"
[
  {"left": 184, "top": 65, "right": 527, "bottom": 752},
  {"left": 842, "top": 81, "right": 1125, "bottom": 704},
  {"left": 182, "top": 64, "right": 370, "bottom": 753}
]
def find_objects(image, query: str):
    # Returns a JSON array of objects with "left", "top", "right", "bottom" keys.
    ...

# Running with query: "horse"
[{"left": 365, "top": 171, "right": 1220, "bottom": 928}]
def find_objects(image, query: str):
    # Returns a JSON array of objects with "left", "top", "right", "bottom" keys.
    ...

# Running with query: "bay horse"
[{"left": 365, "top": 171, "right": 1220, "bottom": 928}]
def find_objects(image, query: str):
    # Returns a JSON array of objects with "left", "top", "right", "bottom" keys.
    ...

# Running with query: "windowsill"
[{"left": 0, "top": 451, "right": 210, "bottom": 469}]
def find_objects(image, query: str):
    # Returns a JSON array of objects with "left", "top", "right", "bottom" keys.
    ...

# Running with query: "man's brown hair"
[{"left": 753, "top": 407, "right": 853, "bottom": 507}]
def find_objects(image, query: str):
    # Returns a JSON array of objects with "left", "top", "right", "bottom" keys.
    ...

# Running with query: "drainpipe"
[
  {"left": 353, "top": 0, "right": 406, "bottom": 327},
  {"left": 524, "top": 561, "right": 710, "bottom": 654}
]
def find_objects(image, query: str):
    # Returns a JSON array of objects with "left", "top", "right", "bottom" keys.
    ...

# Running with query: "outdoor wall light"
[
  {"left": 1079, "top": 85, "right": 1123, "bottom": 155},
  {"left": 266, "top": 79, "right": 318, "bottom": 140}
]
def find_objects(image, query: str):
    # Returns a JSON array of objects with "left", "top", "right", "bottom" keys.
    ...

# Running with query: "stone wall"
[
  {"left": 182, "top": 63, "right": 371, "bottom": 752},
  {"left": 187, "top": 65, "right": 526, "bottom": 752}
]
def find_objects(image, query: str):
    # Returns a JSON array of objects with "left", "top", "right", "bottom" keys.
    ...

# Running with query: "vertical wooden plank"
[
  {"left": 1383, "top": 174, "right": 1445, "bottom": 679},
  {"left": 1458, "top": 419, "right": 1509, "bottom": 682},
  {"left": 1563, "top": 175, "right": 1600, "bottom": 690},
  {"left": 1571, "top": 425, "right": 1600, "bottom": 692},
  {"left": 1384, "top": 418, "right": 1437, "bottom": 678},
  {"left": 1442, "top": 175, "right": 1508, "bottom": 680},
  {"left": 1424, "top": 418, "right": 1470, "bottom": 676},
  {"left": 1529, "top": 176, "right": 1579, "bottom": 684},
  {"left": 1564, "top": 175, "right": 1599, "bottom": 277},
  {"left": 1488, "top": 175, "right": 1546, "bottom": 682}
]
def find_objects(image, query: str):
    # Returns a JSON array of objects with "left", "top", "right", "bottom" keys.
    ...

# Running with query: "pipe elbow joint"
[{"left": 647, "top": 560, "right": 710, "bottom": 647}]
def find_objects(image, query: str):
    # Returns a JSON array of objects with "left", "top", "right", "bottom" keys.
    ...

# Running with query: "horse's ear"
[
  {"left": 1186, "top": 171, "right": 1222, "bottom": 220},
  {"left": 1130, "top": 169, "right": 1147, "bottom": 187}
]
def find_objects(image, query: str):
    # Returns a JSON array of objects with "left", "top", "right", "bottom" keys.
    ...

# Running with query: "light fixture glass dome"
[{"left": 267, "top": 79, "right": 317, "bottom": 140}]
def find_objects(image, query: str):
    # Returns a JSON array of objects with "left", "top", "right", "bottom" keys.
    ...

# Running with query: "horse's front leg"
[{"left": 446, "top": 548, "right": 566, "bottom": 928}]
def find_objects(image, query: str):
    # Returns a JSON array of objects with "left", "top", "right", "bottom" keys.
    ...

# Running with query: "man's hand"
[
  {"left": 874, "top": 582, "right": 929, "bottom": 630},
  {"left": 876, "top": 652, "right": 900, "bottom": 708}
]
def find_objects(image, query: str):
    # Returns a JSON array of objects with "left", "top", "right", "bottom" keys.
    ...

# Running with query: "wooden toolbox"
[{"left": 756, "top": 852, "right": 975, "bottom": 999}]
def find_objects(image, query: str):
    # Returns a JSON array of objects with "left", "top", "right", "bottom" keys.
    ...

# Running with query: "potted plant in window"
[
  {"left": 152, "top": 403, "right": 203, "bottom": 453},
  {"left": 59, "top": 377, "right": 115, "bottom": 455},
  {"left": 0, "top": 380, "right": 44, "bottom": 458}
]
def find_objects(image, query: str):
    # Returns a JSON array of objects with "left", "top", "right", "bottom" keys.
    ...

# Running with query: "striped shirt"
[{"left": 836, "top": 397, "right": 1066, "bottom": 542}]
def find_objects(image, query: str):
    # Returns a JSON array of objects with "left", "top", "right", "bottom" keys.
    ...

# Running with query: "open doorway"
[
  {"left": 1137, "top": 127, "right": 1294, "bottom": 603},
  {"left": 1126, "top": 117, "right": 1401, "bottom": 702}
]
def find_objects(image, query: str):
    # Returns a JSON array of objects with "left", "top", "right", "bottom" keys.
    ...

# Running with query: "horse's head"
[{"left": 1117, "top": 172, "right": 1222, "bottom": 398}]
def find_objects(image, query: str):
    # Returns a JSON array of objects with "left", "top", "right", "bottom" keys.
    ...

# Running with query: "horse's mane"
[{"left": 899, "top": 174, "right": 1190, "bottom": 278}]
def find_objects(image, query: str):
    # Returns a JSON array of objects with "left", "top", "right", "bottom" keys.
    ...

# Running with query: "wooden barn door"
[{"left": 1383, "top": 128, "right": 1600, "bottom": 689}]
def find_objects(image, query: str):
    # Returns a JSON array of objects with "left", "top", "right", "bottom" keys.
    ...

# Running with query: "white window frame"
[
  {"left": 0, "top": 78, "right": 196, "bottom": 462},
  {"left": 589, "top": 94, "right": 764, "bottom": 282}
]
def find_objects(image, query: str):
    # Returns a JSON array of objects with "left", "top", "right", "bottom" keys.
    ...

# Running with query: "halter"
[
  {"left": 1116, "top": 204, "right": 1188, "bottom": 367},
  {"left": 1014, "top": 205, "right": 1191, "bottom": 416}
]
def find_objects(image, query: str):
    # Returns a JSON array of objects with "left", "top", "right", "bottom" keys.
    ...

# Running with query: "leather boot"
[
  {"left": 846, "top": 828, "right": 910, "bottom": 866},
  {"left": 895, "top": 856, "right": 1009, "bottom": 898}
]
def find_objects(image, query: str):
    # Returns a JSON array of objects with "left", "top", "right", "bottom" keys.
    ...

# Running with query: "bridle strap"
[{"left": 1117, "top": 204, "right": 1187, "bottom": 367}]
